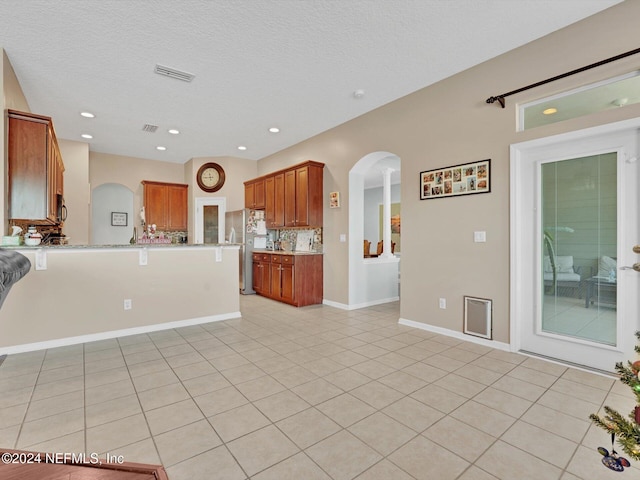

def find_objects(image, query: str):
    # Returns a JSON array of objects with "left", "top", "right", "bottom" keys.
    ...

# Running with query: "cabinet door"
[
  {"left": 270, "top": 263, "right": 282, "bottom": 299},
  {"left": 281, "top": 264, "right": 295, "bottom": 303},
  {"left": 144, "top": 183, "right": 168, "bottom": 230},
  {"left": 265, "top": 174, "right": 285, "bottom": 228},
  {"left": 168, "top": 184, "right": 188, "bottom": 230},
  {"left": 284, "top": 169, "right": 297, "bottom": 227},
  {"left": 295, "top": 166, "right": 309, "bottom": 226},
  {"left": 265, "top": 176, "right": 275, "bottom": 227},
  {"left": 253, "top": 179, "right": 265, "bottom": 209},
  {"left": 8, "top": 117, "right": 49, "bottom": 222},
  {"left": 46, "top": 128, "right": 57, "bottom": 222},
  {"left": 273, "top": 173, "right": 285, "bottom": 228},
  {"left": 253, "top": 261, "right": 263, "bottom": 293},
  {"left": 244, "top": 182, "right": 255, "bottom": 209}
]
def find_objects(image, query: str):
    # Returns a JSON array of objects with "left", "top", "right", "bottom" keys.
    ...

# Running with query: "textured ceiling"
[{"left": 1, "top": 0, "right": 621, "bottom": 164}]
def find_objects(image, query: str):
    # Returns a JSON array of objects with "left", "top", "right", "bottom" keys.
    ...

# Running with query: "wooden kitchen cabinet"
[
  {"left": 252, "top": 253, "right": 271, "bottom": 295},
  {"left": 252, "top": 252, "right": 322, "bottom": 307},
  {"left": 286, "top": 162, "right": 323, "bottom": 227},
  {"left": 142, "top": 181, "right": 188, "bottom": 231},
  {"left": 265, "top": 173, "right": 285, "bottom": 228},
  {"left": 8, "top": 110, "right": 65, "bottom": 225},
  {"left": 247, "top": 160, "right": 324, "bottom": 228},
  {"left": 244, "top": 178, "right": 265, "bottom": 209}
]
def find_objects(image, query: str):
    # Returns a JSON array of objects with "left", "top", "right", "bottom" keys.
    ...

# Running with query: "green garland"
[{"left": 589, "top": 332, "right": 640, "bottom": 460}]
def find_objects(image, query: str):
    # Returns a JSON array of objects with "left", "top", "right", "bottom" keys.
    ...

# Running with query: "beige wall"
[
  {"left": 256, "top": 1, "right": 640, "bottom": 342},
  {"left": 59, "top": 139, "right": 90, "bottom": 244},
  {"left": 89, "top": 153, "right": 257, "bottom": 241},
  {"left": 0, "top": 246, "right": 240, "bottom": 351},
  {"left": 2, "top": 49, "right": 30, "bottom": 233},
  {"left": 89, "top": 152, "right": 186, "bottom": 240}
]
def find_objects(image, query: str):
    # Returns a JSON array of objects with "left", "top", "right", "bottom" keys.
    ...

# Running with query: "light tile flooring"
[
  {"left": 542, "top": 294, "right": 616, "bottom": 346},
  {"left": 0, "top": 295, "right": 638, "bottom": 479}
]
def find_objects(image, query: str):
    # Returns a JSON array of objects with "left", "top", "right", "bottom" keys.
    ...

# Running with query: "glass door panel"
[
  {"left": 203, "top": 205, "right": 219, "bottom": 244},
  {"left": 541, "top": 153, "right": 617, "bottom": 346}
]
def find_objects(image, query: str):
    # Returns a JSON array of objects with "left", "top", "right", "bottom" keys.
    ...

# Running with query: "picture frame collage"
[{"left": 420, "top": 159, "right": 491, "bottom": 200}]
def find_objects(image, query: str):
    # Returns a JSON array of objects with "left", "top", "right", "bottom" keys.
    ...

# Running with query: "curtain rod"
[{"left": 486, "top": 46, "right": 640, "bottom": 108}]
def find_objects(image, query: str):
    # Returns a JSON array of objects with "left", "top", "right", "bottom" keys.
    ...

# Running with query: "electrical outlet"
[
  {"left": 124, "top": 299, "right": 132, "bottom": 310},
  {"left": 439, "top": 298, "right": 447, "bottom": 309}
]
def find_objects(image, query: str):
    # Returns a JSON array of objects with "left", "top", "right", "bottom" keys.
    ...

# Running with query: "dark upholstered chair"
[{"left": 0, "top": 249, "right": 31, "bottom": 309}]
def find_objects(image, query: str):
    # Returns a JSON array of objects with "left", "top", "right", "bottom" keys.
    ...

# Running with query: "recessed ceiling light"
[
  {"left": 543, "top": 108, "right": 558, "bottom": 115},
  {"left": 168, "top": 129, "right": 180, "bottom": 135},
  {"left": 237, "top": 146, "right": 247, "bottom": 151},
  {"left": 156, "top": 146, "right": 167, "bottom": 151},
  {"left": 80, "top": 112, "right": 95, "bottom": 118},
  {"left": 269, "top": 127, "right": 280, "bottom": 133},
  {"left": 81, "top": 134, "right": 93, "bottom": 139}
]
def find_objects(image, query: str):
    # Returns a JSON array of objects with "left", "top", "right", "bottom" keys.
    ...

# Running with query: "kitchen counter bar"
[
  {"left": 0, "top": 244, "right": 240, "bottom": 354},
  {"left": 2, "top": 243, "right": 239, "bottom": 250}
]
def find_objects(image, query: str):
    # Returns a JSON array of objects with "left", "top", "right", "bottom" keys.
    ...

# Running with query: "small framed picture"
[
  {"left": 329, "top": 191, "right": 340, "bottom": 208},
  {"left": 111, "top": 212, "right": 128, "bottom": 226}
]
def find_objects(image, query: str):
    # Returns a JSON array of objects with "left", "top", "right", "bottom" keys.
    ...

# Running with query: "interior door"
[{"left": 512, "top": 124, "right": 639, "bottom": 372}]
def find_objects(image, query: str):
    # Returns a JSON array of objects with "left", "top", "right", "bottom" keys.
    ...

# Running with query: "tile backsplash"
[{"left": 275, "top": 228, "right": 322, "bottom": 252}]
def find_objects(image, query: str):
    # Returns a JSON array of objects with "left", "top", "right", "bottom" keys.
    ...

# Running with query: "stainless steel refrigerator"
[{"left": 225, "top": 209, "right": 267, "bottom": 295}]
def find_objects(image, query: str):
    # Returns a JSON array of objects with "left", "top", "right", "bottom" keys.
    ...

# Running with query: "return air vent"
[
  {"left": 154, "top": 64, "right": 195, "bottom": 82},
  {"left": 142, "top": 124, "right": 158, "bottom": 133}
]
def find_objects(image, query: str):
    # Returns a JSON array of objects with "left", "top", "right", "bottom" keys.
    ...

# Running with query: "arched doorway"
[
  {"left": 91, "top": 183, "right": 134, "bottom": 245},
  {"left": 348, "top": 152, "right": 401, "bottom": 308}
]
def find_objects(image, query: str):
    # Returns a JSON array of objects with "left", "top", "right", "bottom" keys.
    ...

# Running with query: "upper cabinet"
[
  {"left": 142, "top": 181, "right": 188, "bottom": 231},
  {"left": 247, "top": 161, "right": 324, "bottom": 228},
  {"left": 244, "top": 178, "right": 265, "bottom": 209},
  {"left": 265, "top": 173, "right": 285, "bottom": 228},
  {"left": 8, "top": 110, "right": 65, "bottom": 225}
]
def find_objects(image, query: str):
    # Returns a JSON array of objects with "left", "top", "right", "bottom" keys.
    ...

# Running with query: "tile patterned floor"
[{"left": 0, "top": 295, "right": 638, "bottom": 479}]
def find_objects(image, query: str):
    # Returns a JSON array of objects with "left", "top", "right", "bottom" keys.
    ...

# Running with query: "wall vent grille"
[
  {"left": 154, "top": 64, "right": 195, "bottom": 82},
  {"left": 142, "top": 124, "right": 158, "bottom": 133}
]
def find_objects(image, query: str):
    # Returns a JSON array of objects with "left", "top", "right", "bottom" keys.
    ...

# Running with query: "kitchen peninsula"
[{"left": 0, "top": 243, "right": 240, "bottom": 354}]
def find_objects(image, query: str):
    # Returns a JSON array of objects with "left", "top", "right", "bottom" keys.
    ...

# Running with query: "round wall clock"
[{"left": 196, "top": 162, "right": 226, "bottom": 192}]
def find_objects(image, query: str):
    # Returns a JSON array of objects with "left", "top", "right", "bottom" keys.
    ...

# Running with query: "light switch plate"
[
  {"left": 474, "top": 231, "right": 486, "bottom": 243},
  {"left": 339, "top": 234, "right": 346, "bottom": 242}
]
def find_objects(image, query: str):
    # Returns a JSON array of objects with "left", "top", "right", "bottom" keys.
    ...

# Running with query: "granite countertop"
[
  {"left": 3, "top": 243, "right": 240, "bottom": 250},
  {"left": 252, "top": 249, "right": 323, "bottom": 256}
]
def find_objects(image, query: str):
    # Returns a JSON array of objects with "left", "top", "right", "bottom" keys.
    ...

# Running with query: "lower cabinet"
[
  {"left": 252, "top": 253, "right": 271, "bottom": 295},
  {"left": 252, "top": 253, "right": 322, "bottom": 307}
]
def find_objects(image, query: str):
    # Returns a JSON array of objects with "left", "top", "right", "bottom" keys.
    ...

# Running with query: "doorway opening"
[
  {"left": 195, "top": 197, "right": 226, "bottom": 244},
  {"left": 348, "top": 151, "right": 401, "bottom": 309}
]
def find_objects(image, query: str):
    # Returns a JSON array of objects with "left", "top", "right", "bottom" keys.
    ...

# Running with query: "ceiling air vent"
[
  {"left": 142, "top": 124, "right": 158, "bottom": 133},
  {"left": 154, "top": 64, "right": 195, "bottom": 82}
]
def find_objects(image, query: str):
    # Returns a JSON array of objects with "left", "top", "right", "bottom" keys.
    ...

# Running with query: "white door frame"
[
  {"left": 510, "top": 117, "right": 640, "bottom": 371},
  {"left": 194, "top": 197, "right": 226, "bottom": 244}
]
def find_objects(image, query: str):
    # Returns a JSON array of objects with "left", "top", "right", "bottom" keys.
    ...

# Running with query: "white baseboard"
[
  {"left": 323, "top": 296, "right": 399, "bottom": 311},
  {"left": 398, "top": 317, "right": 511, "bottom": 352},
  {"left": 0, "top": 311, "right": 242, "bottom": 356}
]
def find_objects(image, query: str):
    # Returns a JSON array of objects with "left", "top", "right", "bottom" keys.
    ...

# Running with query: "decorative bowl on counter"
[{"left": 24, "top": 237, "right": 41, "bottom": 246}]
